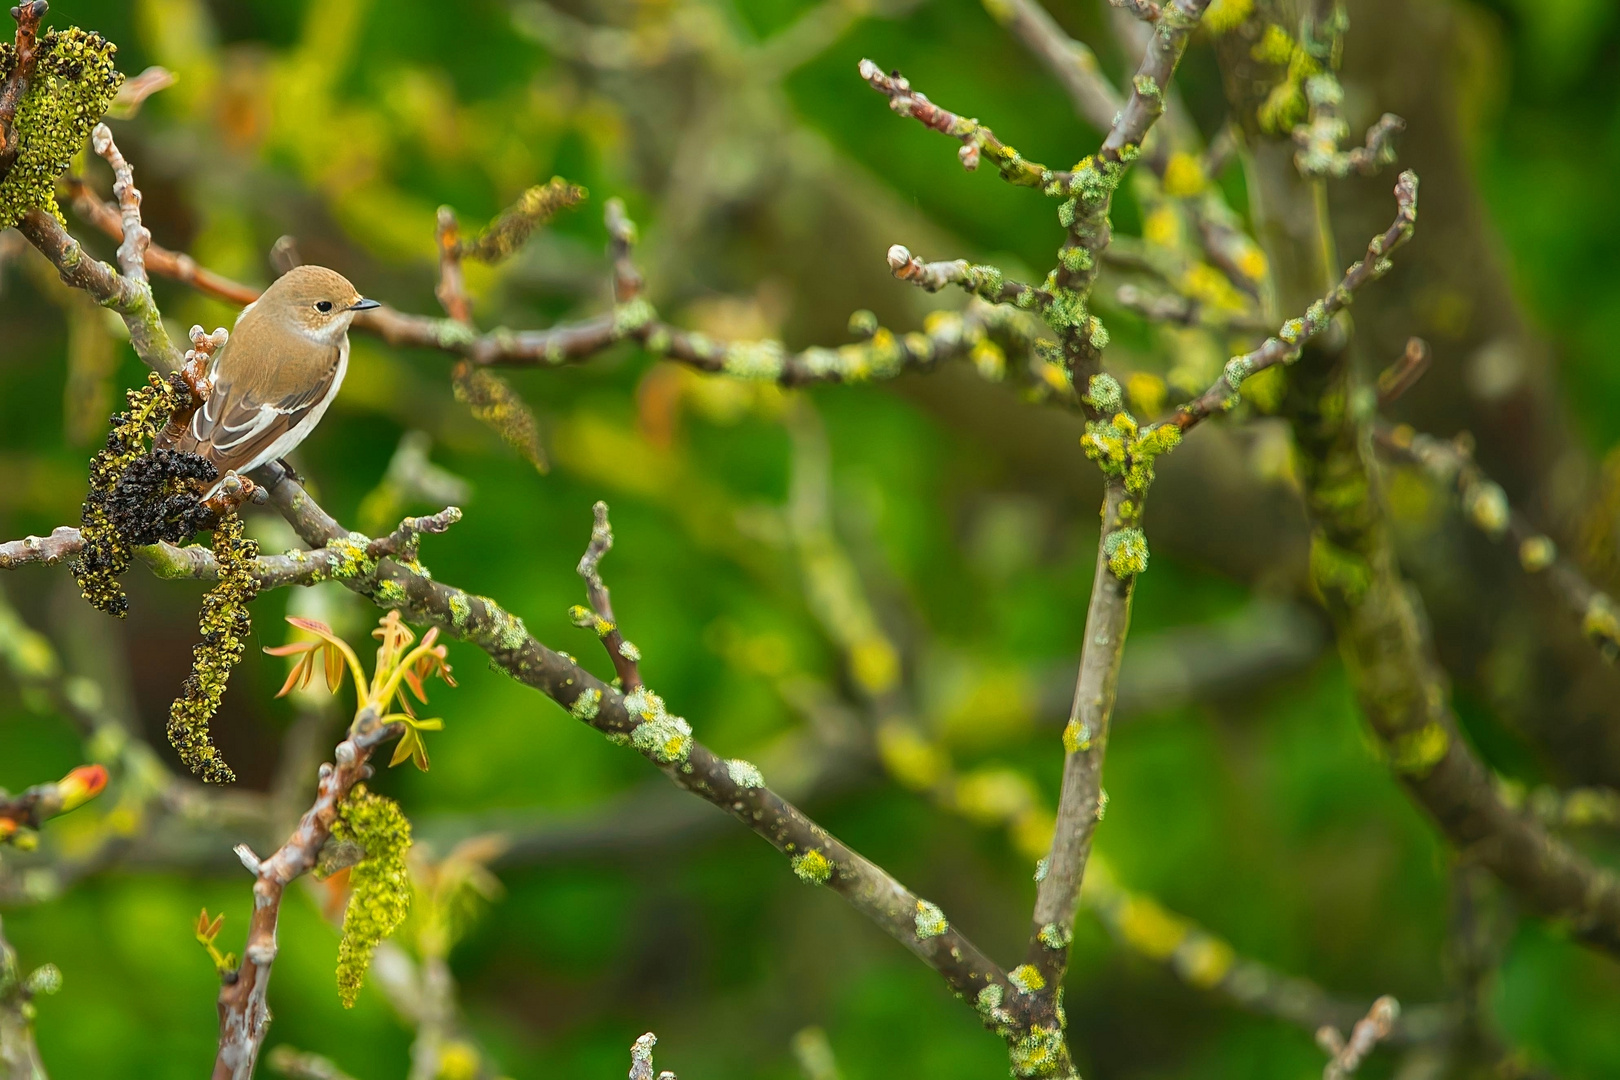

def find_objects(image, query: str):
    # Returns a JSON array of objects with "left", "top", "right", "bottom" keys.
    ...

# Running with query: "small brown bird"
[{"left": 159, "top": 265, "right": 379, "bottom": 482}]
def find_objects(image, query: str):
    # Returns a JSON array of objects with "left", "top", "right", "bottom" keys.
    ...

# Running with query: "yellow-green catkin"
[
  {"left": 332, "top": 784, "right": 412, "bottom": 1008},
  {"left": 165, "top": 512, "right": 260, "bottom": 784},
  {"left": 450, "top": 360, "right": 548, "bottom": 473},
  {"left": 457, "top": 177, "right": 586, "bottom": 264},
  {"left": 0, "top": 27, "right": 124, "bottom": 228},
  {"left": 72, "top": 373, "right": 184, "bottom": 616}
]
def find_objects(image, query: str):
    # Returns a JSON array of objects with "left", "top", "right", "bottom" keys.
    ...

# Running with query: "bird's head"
[{"left": 254, "top": 265, "right": 381, "bottom": 343}]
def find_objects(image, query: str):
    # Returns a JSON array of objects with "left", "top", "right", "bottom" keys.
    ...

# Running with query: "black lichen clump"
[
  {"left": 109, "top": 448, "right": 219, "bottom": 547},
  {"left": 71, "top": 373, "right": 186, "bottom": 616},
  {"left": 166, "top": 511, "right": 260, "bottom": 785},
  {"left": 0, "top": 27, "right": 124, "bottom": 228}
]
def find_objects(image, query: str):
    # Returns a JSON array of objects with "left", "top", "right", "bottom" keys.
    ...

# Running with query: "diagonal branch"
[
  {"left": 857, "top": 60, "right": 1059, "bottom": 188},
  {"left": 1160, "top": 170, "right": 1418, "bottom": 435},
  {"left": 1374, "top": 421, "right": 1620, "bottom": 662},
  {"left": 1024, "top": 482, "right": 1134, "bottom": 994},
  {"left": 248, "top": 469, "right": 1022, "bottom": 1022}
]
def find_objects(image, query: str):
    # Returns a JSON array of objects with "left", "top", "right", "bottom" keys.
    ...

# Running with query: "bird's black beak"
[{"left": 348, "top": 297, "right": 382, "bottom": 312}]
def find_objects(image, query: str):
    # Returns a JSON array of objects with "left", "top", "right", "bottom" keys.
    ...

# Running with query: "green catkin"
[
  {"left": 450, "top": 360, "right": 548, "bottom": 473},
  {"left": 166, "top": 512, "right": 259, "bottom": 783},
  {"left": 456, "top": 177, "right": 585, "bottom": 264},
  {"left": 332, "top": 784, "right": 412, "bottom": 1008},
  {"left": 0, "top": 27, "right": 124, "bottom": 228}
]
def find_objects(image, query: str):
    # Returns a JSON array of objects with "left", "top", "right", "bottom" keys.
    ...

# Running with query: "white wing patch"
[{"left": 211, "top": 401, "right": 292, "bottom": 453}]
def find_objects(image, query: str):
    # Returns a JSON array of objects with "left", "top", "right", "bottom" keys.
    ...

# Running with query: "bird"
[{"left": 158, "top": 265, "right": 380, "bottom": 486}]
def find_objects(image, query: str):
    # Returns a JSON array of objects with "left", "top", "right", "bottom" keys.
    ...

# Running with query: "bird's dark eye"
[{"left": 315, "top": 300, "right": 334, "bottom": 313}]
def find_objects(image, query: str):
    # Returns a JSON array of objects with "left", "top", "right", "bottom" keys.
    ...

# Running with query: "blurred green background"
[{"left": 3, "top": 0, "right": 1620, "bottom": 1077}]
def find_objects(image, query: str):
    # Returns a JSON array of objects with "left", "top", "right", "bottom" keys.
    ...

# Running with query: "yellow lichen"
[{"left": 791, "top": 848, "right": 832, "bottom": 885}]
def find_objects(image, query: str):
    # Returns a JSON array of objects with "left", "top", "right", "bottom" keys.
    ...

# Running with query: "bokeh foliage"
[{"left": 2, "top": 0, "right": 1619, "bottom": 1077}]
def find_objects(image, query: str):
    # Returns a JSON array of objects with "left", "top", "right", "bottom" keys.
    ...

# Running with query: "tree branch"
[
  {"left": 212, "top": 714, "right": 403, "bottom": 1080},
  {"left": 886, "top": 243, "right": 1051, "bottom": 306},
  {"left": 0, "top": 911, "right": 53, "bottom": 1080},
  {"left": 1160, "top": 171, "right": 1418, "bottom": 435},
  {"left": 1374, "top": 421, "right": 1620, "bottom": 662},
  {"left": 246, "top": 469, "right": 1023, "bottom": 1024},
  {"left": 0, "top": 509, "right": 462, "bottom": 589},
  {"left": 1025, "top": 481, "right": 1133, "bottom": 996},
  {"left": 857, "top": 60, "right": 1061, "bottom": 187}
]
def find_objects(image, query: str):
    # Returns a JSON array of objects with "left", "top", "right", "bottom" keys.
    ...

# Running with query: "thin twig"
[
  {"left": 434, "top": 206, "right": 473, "bottom": 326},
  {"left": 1318, "top": 996, "right": 1400, "bottom": 1079},
  {"left": 89, "top": 123, "right": 150, "bottom": 284},
  {"left": 1375, "top": 336, "right": 1430, "bottom": 408},
  {"left": 574, "top": 501, "right": 643, "bottom": 691},
  {"left": 1161, "top": 170, "right": 1418, "bottom": 435},
  {"left": 857, "top": 59, "right": 1059, "bottom": 187},
  {"left": 886, "top": 243, "right": 1051, "bottom": 306},
  {"left": 1374, "top": 421, "right": 1620, "bottom": 661},
  {"left": 1026, "top": 482, "right": 1134, "bottom": 995},
  {"left": 605, "top": 196, "right": 643, "bottom": 303}
]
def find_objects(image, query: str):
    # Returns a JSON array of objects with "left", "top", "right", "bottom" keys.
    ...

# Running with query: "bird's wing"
[{"left": 174, "top": 335, "right": 344, "bottom": 476}]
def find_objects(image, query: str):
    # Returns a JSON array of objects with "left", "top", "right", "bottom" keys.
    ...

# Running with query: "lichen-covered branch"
[
  {"left": 886, "top": 243, "right": 1051, "bottom": 307},
  {"left": 1160, "top": 171, "right": 1417, "bottom": 435},
  {"left": 1047, "top": 0, "right": 1212, "bottom": 338},
  {"left": 857, "top": 59, "right": 1058, "bottom": 187},
  {"left": 212, "top": 714, "right": 403, "bottom": 1080},
  {"left": 1287, "top": 257, "right": 1620, "bottom": 965},
  {"left": 1290, "top": 0, "right": 1404, "bottom": 180},
  {"left": 1375, "top": 422, "right": 1620, "bottom": 661},
  {"left": 0, "top": 509, "right": 461, "bottom": 590},
  {"left": 243, "top": 468, "right": 1025, "bottom": 1042},
  {"left": 629, "top": 1032, "right": 674, "bottom": 1080},
  {"left": 1025, "top": 482, "right": 1134, "bottom": 1002}
]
